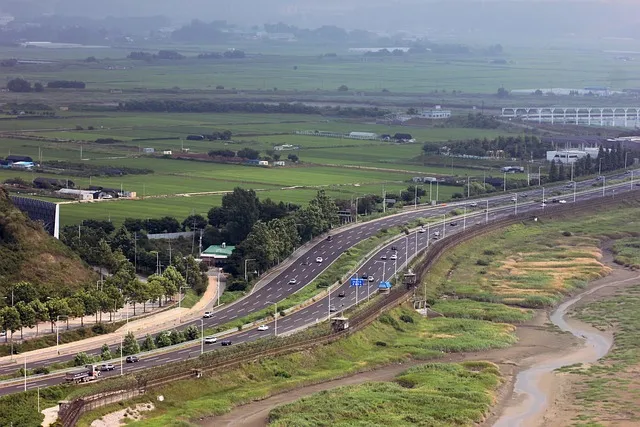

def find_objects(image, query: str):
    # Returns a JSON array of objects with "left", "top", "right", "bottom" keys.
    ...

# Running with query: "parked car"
[
  {"left": 390, "top": 254, "right": 398, "bottom": 260},
  {"left": 338, "top": 291, "right": 346, "bottom": 298},
  {"left": 257, "top": 325, "right": 269, "bottom": 331},
  {"left": 204, "top": 336, "right": 218, "bottom": 344},
  {"left": 203, "top": 311, "right": 214, "bottom": 318},
  {"left": 288, "top": 278, "right": 297, "bottom": 285},
  {"left": 315, "top": 257, "right": 323, "bottom": 263},
  {"left": 125, "top": 356, "right": 139, "bottom": 363},
  {"left": 99, "top": 363, "right": 114, "bottom": 371},
  {"left": 221, "top": 340, "right": 232, "bottom": 346}
]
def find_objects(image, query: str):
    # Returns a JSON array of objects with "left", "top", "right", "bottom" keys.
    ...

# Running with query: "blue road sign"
[{"left": 350, "top": 278, "right": 365, "bottom": 287}]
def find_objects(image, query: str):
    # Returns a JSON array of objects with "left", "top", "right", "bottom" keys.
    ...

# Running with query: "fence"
[{"left": 58, "top": 189, "right": 640, "bottom": 426}]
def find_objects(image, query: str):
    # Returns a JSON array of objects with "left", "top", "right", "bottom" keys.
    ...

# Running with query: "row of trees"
[
  {"left": 128, "top": 50, "right": 186, "bottom": 61},
  {"left": 198, "top": 50, "right": 246, "bottom": 59},
  {"left": 0, "top": 256, "right": 191, "bottom": 343},
  {"left": 47, "top": 80, "right": 86, "bottom": 89},
  {"left": 424, "top": 135, "right": 550, "bottom": 160},
  {"left": 6, "top": 78, "right": 44, "bottom": 93},
  {"left": 548, "top": 145, "right": 635, "bottom": 182},
  {"left": 119, "top": 100, "right": 388, "bottom": 117}
]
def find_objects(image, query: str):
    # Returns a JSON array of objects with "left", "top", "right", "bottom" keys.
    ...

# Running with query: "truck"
[{"left": 65, "top": 365, "right": 101, "bottom": 384}]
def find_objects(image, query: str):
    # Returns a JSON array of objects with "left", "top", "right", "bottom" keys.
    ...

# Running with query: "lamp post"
[
  {"left": 442, "top": 214, "right": 446, "bottom": 238},
  {"left": 120, "top": 334, "right": 124, "bottom": 376},
  {"left": 538, "top": 166, "right": 542, "bottom": 187},
  {"left": 503, "top": 172, "right": 507, "bottom": 192},
  {"left": 485, "top": 200, "right": 489, "bottom": 224},
  {"left": 244, "top": 258, "right": 256, "bottom": 282},
  {"left": 216, "top": 269, "right": 221, "bottom": 307},
  {"left": 266, "top": 301, "right": 278, "bottom": 336},
  {"left": 436, "top": 181, "right": 439, "bottom": 203},
  {"left": 375, "top": 260, "right": 387, "bottom": 282},
  {"left": 514, "top": 193, "right": 518, "bottom": 215},
  {"left": 429, "top": 181, "right": 433, "bottom": 203},
  {"left": 56, "top": 315, "right": 68, "bottom": 355},
  {"left": 573, "top": 181, "right": 577, "bottom": 203},
  {"left": 463, "top": 206, "right": 467, "bottom": 230},
  {"left": 199, "top": 319, "right": 204, "bottom": 355},
  {"left": 631, "top": 170, "right": 635, "bottom": 190},
  {"left": 542, "top": 187, "right": 546, "bottom": 210}
]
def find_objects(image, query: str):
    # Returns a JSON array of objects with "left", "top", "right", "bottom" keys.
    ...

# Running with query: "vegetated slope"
[{"left": 0, "top": 188, "right": 95, "bottom": 295}]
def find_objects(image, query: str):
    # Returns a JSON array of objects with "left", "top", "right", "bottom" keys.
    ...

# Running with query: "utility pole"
[{"left": 382, "top": 186, "right": 386, "bottom": 213}]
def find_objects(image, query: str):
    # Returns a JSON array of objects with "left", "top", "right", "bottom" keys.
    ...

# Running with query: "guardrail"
[{"left": 57, "top": 188, "right": 640, "bottom": 426}]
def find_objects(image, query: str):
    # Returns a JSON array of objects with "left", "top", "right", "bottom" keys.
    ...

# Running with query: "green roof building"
[{"left": 201, "top": 243, "right": 235, "bottom": 265}]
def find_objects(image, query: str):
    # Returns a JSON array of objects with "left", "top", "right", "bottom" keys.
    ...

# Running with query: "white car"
[
  {"left": 541, "top": 203, "right": 547, "bottom": 207},
  {"left": 288, "top": 278, "right": 297, "bottom": 285},
  {"left": 390, "top": 254, "right": 398, "bottom": 260},
  {"left": 203, "top": 311, "right": 214, "bottom": 318},
  {"left": 368, "top": 276, "right": 375, "bottom": 282},
  {"left": 99, "top": 363, "right": 114, "bottom": 371},
  {"left": 418, "top": 228, "right": 425, "bottom": 233},
  {"left": 558, "top": 200, "right": 567, "bottom": 204},
  {"left": 257, "top": 325, "right": 269, "bottom": 331},
  {"left": 469, "top": 202, "right": 478, "bottom": 207},
  {"left": 511, "top": 196, "right": 517, "bottom": 202},
  {"left": 204, "top": 336, "right": 218, "bottom": 344},
  {"left": 316, "top": 257, "right": 323, "bottom": 263}
]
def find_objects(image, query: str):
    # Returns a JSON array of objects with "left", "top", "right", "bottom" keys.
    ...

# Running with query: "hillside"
[{"left": 0, "top": 188, "right": 95, "bottom": 297}]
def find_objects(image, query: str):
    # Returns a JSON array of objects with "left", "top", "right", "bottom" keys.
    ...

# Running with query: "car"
[
  {"left": 390, "top": 254, "right": 398, "bottom": 260},
  {"left": 521, "top": 194, "right": 528, "bottom": 198},
  {"left": 368, "top": 276, "right": 375, "bottom": 282},
  {"left": 0, "top": 331, "right": 5, "bottom": 338},
  {"left": 315, "top": 257, "right": 323, "bottom": 263},
  {"left": 326, "top": 235, "right": 333, "bottom": 241},
  {"left": 391, "top": 245, "right": 398, "bottom": 251},
  {"left": 221, "top": 340, "right": 232, "bottom": 346},
  {"left": 338, "top": 291, "right": 346, "bottom": 298},
  {"left": 541, "top": 203, "right": 547, "bottom": 207},
  {"left": 433, "top": 231, "right": 440, "bottom": 237},
  {"left": 257, "top": 325, "right": 269, "bottom": 331},
  {"left": 559, "top": 199, "right": 567, "bottom": 204},
  {"left": 418, "top": 228, "right": 425, "bottom": 233},
  {"left": 511, "top": 196, "right": 517, "bottom": 202},
  {"left": 204, "top": 336, "right": 218, "bottom": 344},
  {"left": 125, "top": 356, "right": 139, "bottom": 363},
  {"left": 288, "top": 278, "right": 297, "bottom": 285},
  {"left": 469, "top": 202, "right": 478, "bottom": 207},
  {"left": 203, "top": 311, "right": 214, "bottom": 318},
  {"left": 449, "top": 222, "right": 457, "bottom": 226},
  {"left": 381, "top": 254, "right": 387, "bottom": 260},
  {"left": 361, "top": 273, "right": 368, "bottom": 279},
  {"left": 551, "top": 198, "right": 559, "bottom": 203},
  {"left": 329, "top": 305, "right": 338, "bottom": 312},
  {"left": 100, "top": 363, "right": 114, "bottom": 371}
]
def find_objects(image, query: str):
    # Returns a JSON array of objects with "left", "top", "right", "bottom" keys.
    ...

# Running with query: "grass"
[
  {"left": 562, "top": 284, "right": 640, "bottom": 425},
  {"left": 179, "top": 289, "right": 201, "bottom": 309},
  {"left": 611, "top": 237, "right": 640, "bottom": 269},
  {"left": 268, "top": 361, "right": 501, "bottom": 427},
  {"left": 76, "top": 306, "right": 516, "bottom": 426},
  {"left": 430, "top": 300, "right": 534, "bottom": 323}
]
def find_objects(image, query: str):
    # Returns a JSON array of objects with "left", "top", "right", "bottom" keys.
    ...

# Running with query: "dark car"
[
  {"left": 221, "top": 340, "right": 232, "bottom": 346},
  {"left": 361, "top": 273, "right": 368, "bottom": 279},
  {"left": 338, "top": 291, "right": 346, "bottom": 298},
  {"left": 391, "top": 245, "right": 398, "bottom": 251},
  {"left": 327, "top": 235, "right": 333, "bottom": 241},
  {"left": 449, "top": 222, "right": 458, "bottom": 226},
  {"left": 125, "top": 356, "right": 139, "bottom": 363},
  {"left": 552, "top": 198, "right": 559, "bottom": 203}
]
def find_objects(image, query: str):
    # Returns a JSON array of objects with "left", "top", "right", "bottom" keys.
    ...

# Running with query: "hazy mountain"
[{"left": 2, "top": 0, "right": 640, "bottom": 40}]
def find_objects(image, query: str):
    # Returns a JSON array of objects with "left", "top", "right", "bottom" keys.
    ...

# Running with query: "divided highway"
[{"left": 0, "top": 172, "right": 637, "bottom": 395}]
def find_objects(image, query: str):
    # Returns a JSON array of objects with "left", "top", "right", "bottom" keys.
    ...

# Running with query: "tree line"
[
  {"left": 548, "top": 145, "right": 636, "bottom": 182},
  {"left": 119, "top": 100, "right": 388, "bottom": 117},
  {"left": 424, "top": 135, "right": 550, "bottom": 160},
  {"left": 5, "top": 78, "right": 86, "bottom": 93}
]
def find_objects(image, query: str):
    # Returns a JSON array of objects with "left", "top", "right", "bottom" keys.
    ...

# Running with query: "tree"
[
  {"left": 7, "top": 78, "right": 31, "bottom": 92},
  {"left": 34, "top": 82, "right": 44, "bottom": 92},
  {"left": 162, "top": 266, "right": 186, "bottom": 302},
  {"left": 29, "top": 299, "right": 49, "bottom": 336},
  {"left": 123, "top": 278, "right": 147, "bottom": 316},
  {"left": 13, "top": 282, "right": 37, "bottom": 304},
  {"left": 146, "top": 275, "right": 165, "bottom": 308},
  {"left": 155, "top": 331, "right": 172, "bottom": 348},
  {"left": 338, "top": 85, "right": 349, "bottom": 91},
  {"left": 73, "top": 352, "right": 96, "bottom": 366},
  {"left": 67, "top": 297, "right": 86, "bottom": 327},
  {"left": 497, "top": 87, "right": 509, "bottom": 98},
  {"left": 287, "top": 154, "right": 299, "bottom": 163},
  {"left": 184, "top": 325, "right": 199, "bottom": 341},
  {"left": 548, "top": 160, "right": 558, "bottom": 182},
  {"left": 0, "top": 307, "right": 21, "bottom": 342},
  {"left": 122, "top": 331, "right": 140, "bottom": 355},
  {"left": 80, "top": 291, "right": 100, "bottom": 324},
  {"left": 169, "top": 330, "right": 185, "bottom": 345},
  {"left": 141, "top": 334, "right": 156, "bottom": 351},
  {"left": 100, "top": 343, "right": 113, "bottom": 361},
  {"left": 15, "top": 301, "right": 36, "bottom": 339},
  {"left": 558, "top": 162, "right": 566, "bottom": 181},
  {"left": 45, "top": 298, "right": 70, "bottom": 333},
  {"left": 236, "top": 148, "right": 260, "bottom": 160},
  {"left": 217, "top": 188, "right": 261, "bottom": 244},
  {"left": 182, "top": 214, "right": 208, "bottom": 231}
]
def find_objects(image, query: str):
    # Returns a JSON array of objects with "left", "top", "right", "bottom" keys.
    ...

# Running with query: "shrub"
[
  {"left": 476, "top": 259, "right": 490, "bottom": 266},
  {"left": 375, "top": 341, "right": 388, "bottom": 347},
  {"left": 562, "top": 231, "right": 573, "bottom": 237},
  {"left": 399, "top": 314, "right": 415, "bottom": 324}
]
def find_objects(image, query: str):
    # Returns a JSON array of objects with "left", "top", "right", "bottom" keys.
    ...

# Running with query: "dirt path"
[{"left": 199, "top": 258, "right": 638, "bottom": 427}]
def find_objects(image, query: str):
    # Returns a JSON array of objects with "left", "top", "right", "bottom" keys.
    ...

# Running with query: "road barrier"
[{"left": 57, "top": 189, "right": 640, "bottom": 426}]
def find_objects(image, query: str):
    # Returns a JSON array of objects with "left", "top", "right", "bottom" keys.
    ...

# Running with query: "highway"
[{"left": 0, "top": 172, "right": 637, "bottom": 395}]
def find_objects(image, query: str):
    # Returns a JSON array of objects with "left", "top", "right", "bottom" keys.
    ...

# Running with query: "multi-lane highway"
[{"left": 0, "top": 172, "right": 637, "bottom": 395}]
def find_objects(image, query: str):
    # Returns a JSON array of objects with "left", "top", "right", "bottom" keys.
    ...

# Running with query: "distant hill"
[{"left": 0, "top": 188, "right": 95, "bottom": 296}]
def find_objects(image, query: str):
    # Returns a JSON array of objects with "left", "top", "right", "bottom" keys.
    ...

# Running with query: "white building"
[
  {"left": 546, "top": 148, "right": 600, "bottom": 164},
  {"left": 142, "top": 147, "right": 155, "bottom": 154},
  {"left": 58, "top": 189, "right": 98, "bottom": 201},
  {"left": 348, "top": 132, "right": 378, "bottom": 140},
  {"left": 420, "top": 105, "right": 451, "bottom": 119}
]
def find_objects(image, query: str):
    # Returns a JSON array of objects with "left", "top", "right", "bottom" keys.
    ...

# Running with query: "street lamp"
[
  {"left": 463, "top": 206, "right": 467, "bottom": 229},
  {"left": 573, "top": 181, "right": 577, "bottom": 203},
  {"left": 244, "top": 258, "right": 256, "bottom": 282},
  {"left": 56, "top": 315, "right": 68, "bottom": 355},
  {"left": 514, "top": 193, "right": 518, "bottom": 215},
  {"left": 442, "top": 214, "right": 446, "bottom": 238},
  {"left": 375, "top": 260, "right": 387, "bottom": 283},
  {"left": 120, "top": 334, "right": 124, "bottom": 376},
  {"left": 216, "top": 269, "right": 221, "bottom": 307},
  {"left": 485, "top": 200, "right": 489, "bottom": 224},
  {"left": 266, "top": 301, "right": 278, "bottom": 336},
  {"left": 538, "top": 166, "right": 542, "bottom": 186},
  {"left": 503, "top": 172, "right": 507, "bottom": 192},
  {"left": 199, "top": 319, "right": 204, "bottom": 355},
  {"left": 542, "top": 187, "right": 546, "bottom": 210}
]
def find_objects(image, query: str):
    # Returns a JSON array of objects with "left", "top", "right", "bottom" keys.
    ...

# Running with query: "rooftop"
[{"left": 201, "top": 244, "right": 236, "bottom": 258}]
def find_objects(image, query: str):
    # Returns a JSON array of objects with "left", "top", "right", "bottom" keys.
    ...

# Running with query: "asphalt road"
[{"left": 0, "top": 172, "right": 637, "bottom": 395}]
